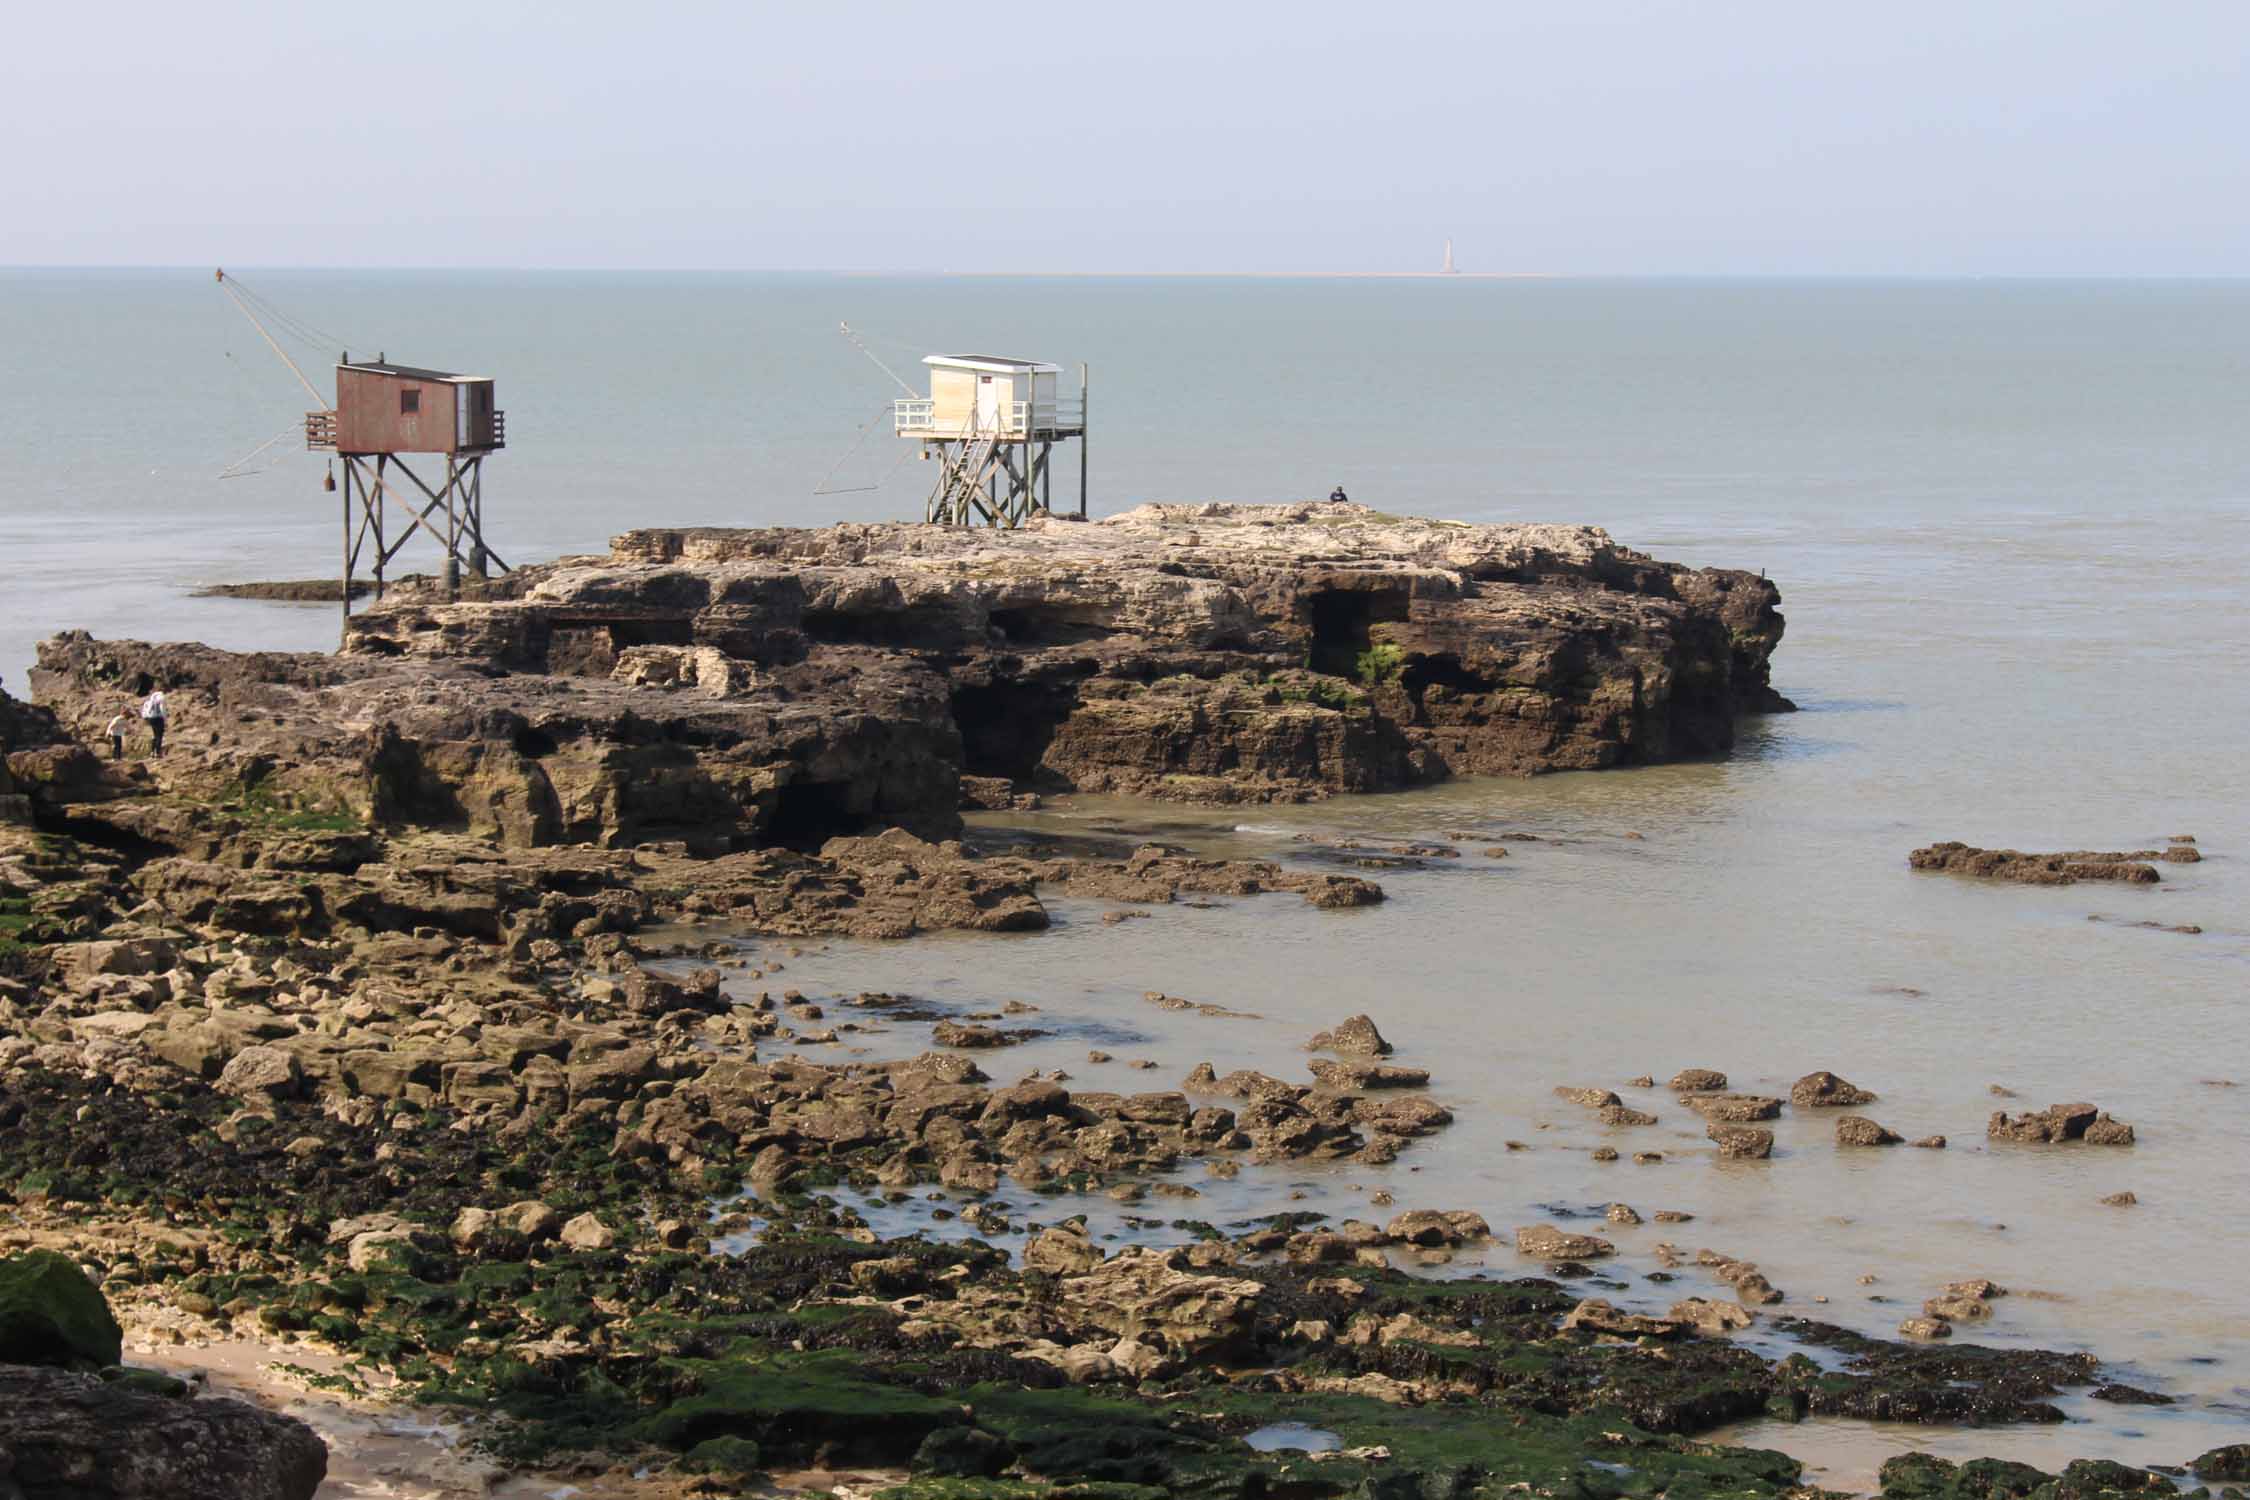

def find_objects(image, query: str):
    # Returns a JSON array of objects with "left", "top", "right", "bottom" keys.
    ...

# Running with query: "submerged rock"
[
  {"left": 1908, "top": 842, "right": 2165, "bottom": 886},
  {"left": 1836, "top": 1115, "right": 1905, "bottom": 1147},
  {"left": 1668, "top": 1067, "right": 1729, "bottom": 1092},
  {"left": 1308, "top": 1058, "right": 1428, "bottom": 1090},
  {"left": 1687, "top": 1093, "right": 1782, "bottom": 1122},
  {"left": 1708, "top": 1124, "right": 1776, "bottom": 1158},
  {"left": 1306, "top": 1014, "right": 1392, "bottom": 1056},
  {"left": 1988, "top": 1102, "right": 2136, "bottom": 1145},
  {"left": 1670, "top": 1297, "right": 1756, "bottom": 1334},
  {"left": 1792, "top": 1069, "right": 1877, "bottom": 1107},
  {"left": 1515, "top": 1223, "right": 1615, "bottom": 1260},
  {"left": 2192, "top": 1445, "right": 2250, "bottom": 1482}
]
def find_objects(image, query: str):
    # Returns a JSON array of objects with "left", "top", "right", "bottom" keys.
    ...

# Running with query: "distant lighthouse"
[{"left": 1440, "top": 239, "right": 1458, "bottom": 274}]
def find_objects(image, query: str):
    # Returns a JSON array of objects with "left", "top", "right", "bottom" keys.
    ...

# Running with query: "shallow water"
[
  {"left": 9, "top": 271, "right": 2249, "bottom": 1477},
  {"left": 710, "top": 761, "right": 2247, "bottom": 1468}
]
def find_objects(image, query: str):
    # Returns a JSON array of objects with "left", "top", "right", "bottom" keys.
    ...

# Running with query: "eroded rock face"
[
  {"left": 1053, "top": 1248, "right": 1264, "bottom": 1358},
  {"left": 29, "top": 505, "right": 1787, "bottom": 851},
  {"left": 0, "top": 1365, "right": 326, "bottom": 1500}
]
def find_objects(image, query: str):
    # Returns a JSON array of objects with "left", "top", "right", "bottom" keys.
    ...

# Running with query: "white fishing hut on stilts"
[{"left": 894, "top": 355, "right": 1087, "bottom": 526}]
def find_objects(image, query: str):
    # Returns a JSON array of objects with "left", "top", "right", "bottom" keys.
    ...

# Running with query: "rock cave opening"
[
  {"left": 537, "top": 615, "right": 698, "bottom": 677},
  {"left": 605, "top": 618, "right": 696, "bottom": 651},
  {"left": 762, "top": 779, "right": 868, "bottom": 852},
  {"left": 1400, "top": 652, "right": 1492, "bottom": 699},
  {"left": 801, "top": 605, "right": 961, "bottom": 649},
  {"left": 986, "top": 605, "right": 1111, "bottom": 648},
  {"left": 39, "top": 807, "right": 173, "bottom": 867},
  {"left": 510, "top": 723, "right": 559, "bottom": 758},
  {"left": 951, "top": 681, "right": 1075, "bottom": 786},
  {"left": 1305, "top": 586, "right": 1410, "bottom": 678}
]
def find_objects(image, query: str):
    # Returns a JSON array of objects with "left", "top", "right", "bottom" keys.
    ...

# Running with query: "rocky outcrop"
[
  {"left": 30, "top": 505, "right": 1787, "bottom": 852},
  {"left": 1907, "top": 843, "right": 2193, "bottom": 886},
  {"left": 0, "top": 1249, "right": 323, "bottom": 1500},
  {"left": 0, "top": 1365, "right": 327, "bottom": 1500}
]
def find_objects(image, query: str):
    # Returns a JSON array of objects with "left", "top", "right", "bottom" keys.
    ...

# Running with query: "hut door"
[{"left": 976, "top": 374, "right": 1000, "bottom": 432}]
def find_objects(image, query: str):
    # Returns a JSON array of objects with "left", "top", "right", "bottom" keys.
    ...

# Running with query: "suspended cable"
[
  {"left": 216, "top": 423, "right": 301, "bottom": 480},
  {"left": 838, "top": 322, "right": 919, "bottom": 398},
  {"left": 813, "top": 401, "right": 912, "bottom": 495},
  {"left": 214, "top": 270, "right": 330, "bottom": 410},
  {"left": 220, "top": 273, "right": 360, "bottom": 359}
]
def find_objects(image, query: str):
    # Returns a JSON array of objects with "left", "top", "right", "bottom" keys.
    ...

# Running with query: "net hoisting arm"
[
  {"left": 214, "top": 269, "right": 332, "bottom": 412},
  {"left": 838, "top": 322, "right": 919, "bottom": 398}
]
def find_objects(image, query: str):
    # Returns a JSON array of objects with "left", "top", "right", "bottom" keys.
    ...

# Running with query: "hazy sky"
[{"left": 6, "top": 0, "right": 2245, "bottom": 274}]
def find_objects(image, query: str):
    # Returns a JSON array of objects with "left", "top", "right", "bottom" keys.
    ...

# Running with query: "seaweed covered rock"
[
  {"left": 0, "top": 1249, "right": 122, "bottom": 1368},
  {"left": 1776, "top": 1318, "right": 2100, "bottom": 1425},
  {"left": 1879, "top": 1452, "right": 2175, "bottom": 1500},
  {"left": 2192, "top": 1445, "right": 2250, "bottom": 1482}
]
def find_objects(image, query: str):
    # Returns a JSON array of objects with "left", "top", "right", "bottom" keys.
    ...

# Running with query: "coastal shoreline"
[{"left": 3, "top": 507, "right": 2236, "bottom": 1499}]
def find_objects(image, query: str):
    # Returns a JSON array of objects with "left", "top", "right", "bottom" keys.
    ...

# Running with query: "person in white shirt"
[
  {"left": 140, "top": 689, "right": 169, "bottom": 757},
  {"left": 104, "top": 710, "right": 132, "bottom": 761}
]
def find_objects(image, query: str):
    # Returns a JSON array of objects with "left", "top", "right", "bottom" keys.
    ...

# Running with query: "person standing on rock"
[
  {"left": 139, "top": 687, "right": 169, "bottom": 757},
  {"left": 104, "top": 708, "right": 132, "bottom": 761}
]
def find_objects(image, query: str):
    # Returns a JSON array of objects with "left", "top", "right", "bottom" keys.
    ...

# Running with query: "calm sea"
[{"left": 3, "top": 271, "right": 2248, "bottom": 1479}]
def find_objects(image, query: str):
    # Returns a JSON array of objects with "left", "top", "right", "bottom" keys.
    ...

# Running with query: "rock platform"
[{"left": 27, "top": 503, "right": 1788, "bottom": 853}]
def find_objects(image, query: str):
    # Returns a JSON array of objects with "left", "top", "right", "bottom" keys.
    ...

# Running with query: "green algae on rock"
[{"left": 0, "top": 1247, "right": 123, "bottom": 1368}]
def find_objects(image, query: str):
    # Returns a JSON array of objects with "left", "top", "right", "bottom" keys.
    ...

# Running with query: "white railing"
[{"left": 894, "top": 397, "right": 1085, "bottom": 436}]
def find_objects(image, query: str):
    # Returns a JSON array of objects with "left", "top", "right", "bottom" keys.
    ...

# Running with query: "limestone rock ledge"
[{"left": 28, "top": 503, "right": 1786, "bottom": 850}]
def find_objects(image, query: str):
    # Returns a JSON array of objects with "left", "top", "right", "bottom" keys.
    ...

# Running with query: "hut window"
[{"left": 399, "top": 388, "right": 421, "bottom": 414}]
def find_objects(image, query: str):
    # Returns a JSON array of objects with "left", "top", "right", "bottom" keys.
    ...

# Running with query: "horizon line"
[{"left": 5, "top": 264, "right": 2249, "bottom": 281}]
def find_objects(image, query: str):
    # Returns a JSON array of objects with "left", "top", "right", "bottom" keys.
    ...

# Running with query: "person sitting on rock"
[
  {"left": 1329, "top": 485, "right": 1349, "bottom": 503},
  {"left": 104, "top": 708, "right": 132, "bottom": 761},
  {"left": 140, "top": 687, "right": 169, "bottom": 757}
]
